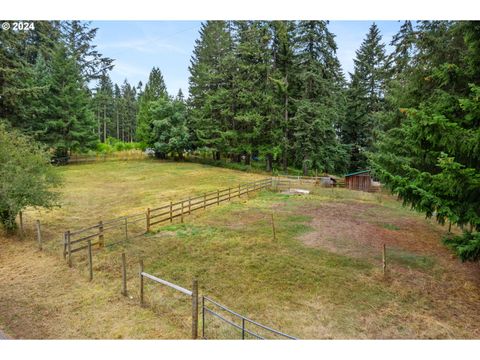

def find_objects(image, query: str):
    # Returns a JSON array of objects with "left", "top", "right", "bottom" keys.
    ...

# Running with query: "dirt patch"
[{"left": 298, "top": 201, "right": 480, "bottom": 283}]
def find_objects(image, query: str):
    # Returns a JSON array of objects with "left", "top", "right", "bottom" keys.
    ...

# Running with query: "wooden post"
[
  {"left": 181, "top": 201, "right": 184, "bottom": 223},
  {"left": 188, "top": 197, "right": 192, "bottom": 215},
  {"left": 203, "top": 193, "right": 206, "bottom": 210},
  {"left": 87, "top": 239, "right": 93, "bottom": 281},
  {"left": 98, "top": 220, "right": 104, "bottom": 248},
  {"left": 63, "top": 232, "right": 67, "bottom": 259},
  {"left": 67, "top": 230, "right": 72, "bottom": 267},
  {"left": 121, "top": 252, "right": 127, "bottom": 296},
  {"left": 382, "top": 244, "right": 387, "bottom": 276},
  {"left": 192, "top": 279, "right": 198, "bottom": 340},
  {"left": 448, "top": 221, "right": 452, "bottom": 233},
  {"left": 271, "top": 213, "right": 276, "bottom": 241},
  {"left": 201, "top": 296, "right": 205, "bottom": 339},
  {"left": 36, "top": 220, "right": 42, "bottom": 251},
  {"left": 124, "top": 217, "right": 128, "bottom": 241},
  {"left": 217, "top": 189, "right": 220, "bottom": 205},
  {"left": 139, "top": 259, "right": 144, "bottom": 306},
  {"left": 19, "top": 211, "right": 24, "bottom": 237},
  {"left": 170, "top": 201, "right": 173, "bottom": 223},
  {"left": 228, "top": 187, "right": 231, "bottom": 201},
  {"left": 146, "top": 208, "right": 151, "bottom": 232},
  {"left": 238, "top": 184, "right": 241, "bottom": 198}
]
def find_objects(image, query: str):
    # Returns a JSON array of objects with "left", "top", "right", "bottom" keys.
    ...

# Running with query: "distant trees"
[
  {"left": 188, "top": 20, "right": 348, "bottom": 174},
  {"left": 0, "top": 124, "right": 62, "bottom": 232}
]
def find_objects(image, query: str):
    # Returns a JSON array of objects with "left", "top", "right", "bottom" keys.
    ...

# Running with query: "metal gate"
[{"left": 202, "top": 296, "right": 297, "bottom": 340}]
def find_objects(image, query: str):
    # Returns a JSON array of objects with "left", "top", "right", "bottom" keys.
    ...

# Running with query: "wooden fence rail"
[
  {"left": 63, "top": 178, "right": 273, "bottom": 266},
  {"left": 139, "top": 262, "right": 198, "bottom": 339}
]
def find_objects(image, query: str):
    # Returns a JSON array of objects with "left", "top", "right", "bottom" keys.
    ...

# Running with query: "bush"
[
  {"left": 0, "top": 124, "right": 62, "bottom": 232},
  {"left": 443, "top": 231, "right": 480, "bottom": 262}
]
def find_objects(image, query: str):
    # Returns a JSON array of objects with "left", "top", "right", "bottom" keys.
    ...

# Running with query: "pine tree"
[
  {"left": 61, "top": 21, "right": 113, "bottom": 82},
  {"left": 39, "top": 43, "right": 97, "bottom": 157},
  {"left": 370, "top": 21, "right": 480, "bottom": 261},
  {"left": 269, "top": 21, "right": 296, "bottom": 172},
  {"left": 188, "top": 21, "right": 235, "bottom": 160},
  {"left": 136, "top": 67, "right": 168, "bottom": 144},
  {"left": 342, "top": 23, "right": 388, "bottom": 171},
  {"left": 292, "top": 21, "right": 348, "bottom": 175}
]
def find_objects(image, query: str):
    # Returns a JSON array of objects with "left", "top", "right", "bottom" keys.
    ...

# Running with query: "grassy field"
[{"left": 1, "top": 159, "right": 479, "bottom": 339}]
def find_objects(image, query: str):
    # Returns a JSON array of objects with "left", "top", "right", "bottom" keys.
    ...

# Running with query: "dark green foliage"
[
  {"left": 0, "top": 124, "right": 62, "bottom": 231},
  {"left": 292, "top": 21, "right": 348, "bottom": 175},
  {"left": 342, "top": 23, "right": 388, "bottom": 171},
  {"left": 136, "top": 67, "right": 168, "bottom": 144},
  {"left": 370, "top": 21, "right": 480, "bottom": 261},
  {"left": 444, "top": 232, "right": 480, "bottom": 262}
]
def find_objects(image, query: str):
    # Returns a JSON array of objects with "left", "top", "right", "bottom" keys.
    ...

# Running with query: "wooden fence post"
[
  {"left": 19, "top": 211, "right": 24, "bottom": 237},
  {"left": 192, "top": 279, "right": 198, "bottom": 340},
  {"left": 228, "top": 187, "right": 231, "bottom": 201},
  {"left": 170, "top": 201, "right": 173, "bottom": 223},
  {"left": 271, "top": 213, "right": 276, "bottom": 241},
  {"left": 181, "top": 201, "right": 184, "bottom": 223},
  {"left": 67, "top": 230, "right": 72, "bottom": 267},
  {"left": 188, "top": 197, "right": 192, "bottom": 215},
  {"left": 139, "top": 259, "right": 144, "bottom": 306},
  {"left": 98, "top": 220, "right": 104, "bottom": 248},
  {"left": 203, "top": 193, "right": 206, "bottom": 210},
  {"left": 121, "top": 252, "right": 127, "bottom": 296},
  {"left": 146, "top": 208, "right": 151, "bottom": 232},
  {"left": 238, "top": 184, "right": 241, "bottom": 198},
  {"left": 63, "top": 232, "right": 67, "bottom": 259},
  {"left": 382, "top": 244, "right": 387, "bottom": 276},
  {"left": 124, "top": 217, "right": 128, "bottom": 241},
  {"left": 217, "top": 189, "right": 220, "bottom": 205},
  {"left": 36, "top": 220, "right": 42, "bottom": 251},
  {"left": 87, "top": 239, "right": 93, "bottom": 281}
]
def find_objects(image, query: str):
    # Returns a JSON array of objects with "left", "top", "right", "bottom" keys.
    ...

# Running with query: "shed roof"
[{"left": 344, "top": 169, "right": 370, "bottom": 177}]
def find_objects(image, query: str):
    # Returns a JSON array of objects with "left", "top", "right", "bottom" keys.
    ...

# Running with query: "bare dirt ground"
[{"left": 294, "top": 198, "right": 480, "bottom": 338}]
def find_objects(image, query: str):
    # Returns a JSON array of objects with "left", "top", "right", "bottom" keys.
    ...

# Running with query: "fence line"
[
  {"left": 202, "top": 296, "right": 297, "bottom": 340},
  {"left": 64, "top": 177, "right": 273, "bottom": 265},
  {"left": 139, "top": 262, "right": 199, "bottom": 339}
]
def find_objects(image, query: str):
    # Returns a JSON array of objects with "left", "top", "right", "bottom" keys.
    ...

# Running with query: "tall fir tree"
[
  {"left": 292, "top": 21, "right": 348, "bottom": 175},
  {"left": 370, "top": 21, "right": 480, "bottom": 261},
  {"left": 342, "top": 23, "right": 388, "bottom": 171},
  {"left": 188, "top": 21, "right": 235, "bottom": 160},
  {"left": 136, "top": 67, "right": 168, "bottom": 144}
]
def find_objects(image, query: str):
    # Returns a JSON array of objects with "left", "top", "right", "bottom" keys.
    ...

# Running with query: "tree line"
[{"left": 1, "top": 20, "right": 479, "bottom": 260}]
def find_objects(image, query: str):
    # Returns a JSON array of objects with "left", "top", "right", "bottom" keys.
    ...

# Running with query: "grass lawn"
[{"left": 1, "top": 160, "right": 479, "bottom": 339}]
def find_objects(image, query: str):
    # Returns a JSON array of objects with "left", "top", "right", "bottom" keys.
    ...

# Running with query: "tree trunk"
[
  {"left": 103, "top": 104, "right": 107, "bottom": 143},
  {"left": 266, "top": 154, "right": 273, "bottom": 172},
  {"left": 244, "top": 153, "right": 251, "bottom": 165},
  {"left": 303, "top": 161, "right": 308, "bottom": 176}
]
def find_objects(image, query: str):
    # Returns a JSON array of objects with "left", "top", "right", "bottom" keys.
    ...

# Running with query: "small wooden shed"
[{"left": 345, "top": 170, "right": 372, "bottom": 192}]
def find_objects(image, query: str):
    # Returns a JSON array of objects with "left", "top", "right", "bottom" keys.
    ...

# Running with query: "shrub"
[{"left": 0, "top": 124, "right": 62, "bottom": 232}]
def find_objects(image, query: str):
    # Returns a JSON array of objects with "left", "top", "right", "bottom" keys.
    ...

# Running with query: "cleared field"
[{"left": 1, "top": 160, "right": 479, "bottom": 339}]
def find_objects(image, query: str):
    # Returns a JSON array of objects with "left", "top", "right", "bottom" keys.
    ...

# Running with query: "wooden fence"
[{"left": 64, "top": 178, "right": 273, "bottom": 269}]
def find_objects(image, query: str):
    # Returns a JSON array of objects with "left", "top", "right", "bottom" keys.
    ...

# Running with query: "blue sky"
[{"left": 91, "top": 21, "right": 404, "bottom": 96}]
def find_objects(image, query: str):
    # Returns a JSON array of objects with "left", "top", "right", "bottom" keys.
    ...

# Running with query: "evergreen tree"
[
  {"left": 136, "top": 67, "right": 168, "bottom": 144},
  {"left": 147, "top": 97, "right": 190, "bottom": 159},
  {"left": 38, "top": 43, "right": 97, "bottom": 157},
  {"left": 269, "top": 21, "right": 296, "bottom": 172},
  {"left": 188, "top": 21, "right": 235, "bottom": 160},
  {"left": 93, "top": 73, "right": 114, "bottom": 142},
  {"left": 292, "top": 21, "right": 348, "bottom": 175},
  {"left": 342, "top": 23, "right": 388, "bottom": 171},
  {"left": 370, "top": 21, "right": 480, "bottom": 261},
  {"left": 61, "top": 21, "right": 113, "bottom": 82}
]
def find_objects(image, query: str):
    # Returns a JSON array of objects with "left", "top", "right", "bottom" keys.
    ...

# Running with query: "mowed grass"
[{"left": 1, "top": 160, "right": 479, "bottom": 339}]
